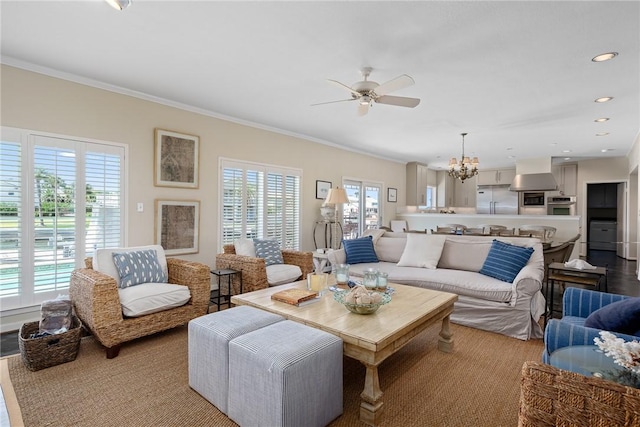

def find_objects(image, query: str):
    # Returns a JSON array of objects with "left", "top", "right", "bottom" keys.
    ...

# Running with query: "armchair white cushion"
[
  {"left": 266, "top": 264, "right": 303, "bottom": 286},
  {"left": 118, "top": 282, "right": 191, "bottom": 317}
]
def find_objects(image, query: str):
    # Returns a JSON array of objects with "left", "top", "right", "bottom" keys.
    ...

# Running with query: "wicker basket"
[{"left": 18, "top": 317, "right": 82, "bottom": 371}]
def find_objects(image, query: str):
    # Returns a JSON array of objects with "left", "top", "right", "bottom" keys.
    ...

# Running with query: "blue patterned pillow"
[
  {"left": 343, "top": 236, "right": 379, "bottom": 264},
  {"left": 112, "top": 249, "right": 168, "bottom": 288},
  {"left": 253, "top": 239, "right": 284, "bottom": 266},
  {"left": 479, "top": 240, "right": 534, "bottom": 283}
]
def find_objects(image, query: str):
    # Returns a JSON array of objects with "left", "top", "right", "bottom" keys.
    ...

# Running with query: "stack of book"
[{"left": 271, "top": 288, "right": 320, "bottom": 306}]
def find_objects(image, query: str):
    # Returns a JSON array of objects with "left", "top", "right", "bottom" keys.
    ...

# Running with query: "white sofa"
[{"left": 327, "top": 231, "right": 546, "bottom": 340}]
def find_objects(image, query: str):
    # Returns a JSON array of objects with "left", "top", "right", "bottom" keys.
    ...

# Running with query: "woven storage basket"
[{"left": 18, "top": 316, "right": 82, "bottom": 371}]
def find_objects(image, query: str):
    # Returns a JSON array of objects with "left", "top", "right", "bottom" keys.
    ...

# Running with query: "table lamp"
[{"left": 324, "top": 187, "right": 349, "bottom": 248}]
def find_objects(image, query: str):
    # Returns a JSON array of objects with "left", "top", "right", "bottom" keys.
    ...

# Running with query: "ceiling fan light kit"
[
  {"left": 449, "top": 133, "right": 479, "bottom": 183},
  {"left": 105, "top": 0, "right": 131, "bottom": 10},
  {"left": 313, "top": 67, "right": 421, "bottom": 116}
]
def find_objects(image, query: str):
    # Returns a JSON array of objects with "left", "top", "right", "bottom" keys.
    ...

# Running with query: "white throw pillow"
[
  {"left": 234, "top": 238, "right": 256, "bottom": 257},
  {"left": 118, "top": 283, "right": 191, "bottom": 317},
  {"left": 397, "top": 234, "right": 447, "bottom": 269},
  {"left": 326, "top": 249, "right": 346, "bottom": 266},
  {"left": 362, "top": 228, "right": 386, "bottom": 244}
]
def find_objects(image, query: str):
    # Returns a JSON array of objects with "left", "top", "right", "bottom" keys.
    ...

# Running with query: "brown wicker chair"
[
  {"left": 215, "top": 245, "right": 314, "bottom": 294},
  {"left": 70, "top": 257, "right": 210, "bottom": 359},
  {"left": 519, "top": 361, "right": 640, "bottom": 426}
]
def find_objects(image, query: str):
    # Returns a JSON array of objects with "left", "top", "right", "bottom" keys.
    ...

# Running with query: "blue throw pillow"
[
  {"left": 112, "top": 249, "right": 168, "bottom": 288},
  {"left": 584, "top": 298, "right": 640, "bottom": 336},
  {"left": 343, "top": 236, "right": 379, "bottom": 264},
  {"left": 253, "top": 239, "right": 284, "bottom": 266},
  {"left": 479, "top": 240, "right": 534, "bottom": 283}
]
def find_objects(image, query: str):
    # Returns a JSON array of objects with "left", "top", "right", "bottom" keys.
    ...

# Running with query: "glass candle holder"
[
  {"left": 377, "top": 272, "right": 388, "bottom": 289},
  {"left": 363, "top": 268, "right": 378, "bottom": 289},
  {"left": 335, "top": 264, "right": 350, "bottom": 286},
  {"left": 307, "top": 272, "right": 329, "bottom": 296}
]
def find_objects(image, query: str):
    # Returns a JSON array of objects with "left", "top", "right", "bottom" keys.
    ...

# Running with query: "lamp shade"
[{"left": 325, "top": 187, "right": 349, "bottom": 205}]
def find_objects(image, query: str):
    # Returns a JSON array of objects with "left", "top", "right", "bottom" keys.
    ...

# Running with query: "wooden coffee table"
[{"left": 231, "top": 281, "right": 458, "bottom": 426}]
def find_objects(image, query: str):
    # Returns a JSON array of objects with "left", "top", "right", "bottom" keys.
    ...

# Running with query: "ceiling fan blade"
[
  {"left": 376, "top": 95, "right": 420, "bottom": 108},
  {"left": 373, "top": 74, "right": 415, "bottom": 96},
  {"left": 357, "top": 103, "right": 369, "bottom": 116},
  {"left": 327, "top": 79, "right": 362, "bottom": 97},
  {"left": 311, "top": 98, "right": 357, "bottom": 106}
]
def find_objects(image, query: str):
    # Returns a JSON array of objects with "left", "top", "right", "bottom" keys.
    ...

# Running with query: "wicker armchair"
[
  {"left": 519, "top": 361, "right": 640, "bottom": 426},
  {"left": 215, "top": 245, "right": 314, "bottom": 294},
  {"left": 70, "top": 256, "right": 210, "bottom": 359}
]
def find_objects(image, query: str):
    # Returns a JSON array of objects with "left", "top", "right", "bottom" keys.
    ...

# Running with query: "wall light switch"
[{"left": 137, "top": 202, "right": 144, "bottom": 212}]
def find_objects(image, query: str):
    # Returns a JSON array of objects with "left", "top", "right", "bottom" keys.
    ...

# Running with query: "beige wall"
[{"left": 0, "top": 65, "right": 406, "bottom": 268}]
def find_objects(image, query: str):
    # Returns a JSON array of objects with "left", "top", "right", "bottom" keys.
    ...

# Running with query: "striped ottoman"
[
  {"left": 188, "top": 306, "right": 284, "bottom": 414},
  {"left": 228, "top": 320, "right": 343, "bottom": 427}
]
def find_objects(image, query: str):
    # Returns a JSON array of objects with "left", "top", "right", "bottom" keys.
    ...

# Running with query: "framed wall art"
[
  {"left": 155, "top": 200, "right": 200, "bottom": 255},
  {"left": 154, "top": 129, "right": 199, "bottom": 188},
  {"left": 316, "top": 180, "right": 332, "bottom": 200},
  {"left": 387, "top": 187, "right": 397, "bottom": 203}
]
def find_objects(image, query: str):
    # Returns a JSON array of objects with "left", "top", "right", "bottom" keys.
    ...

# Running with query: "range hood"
[{"left": 509, "top": 173, "right": 558, "bottom": 192}]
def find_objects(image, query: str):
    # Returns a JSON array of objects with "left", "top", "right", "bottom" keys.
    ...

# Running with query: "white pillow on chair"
[{"left": 234, "top": 238, "right": 256, "bottom": 257}]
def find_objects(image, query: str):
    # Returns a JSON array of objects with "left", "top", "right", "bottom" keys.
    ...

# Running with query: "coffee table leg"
[
  {"left": 438, "top": 315, "right": 454, "bottom": 353},
  {"left": 359, "top": 363, "right": 384, "bottom": 426}
]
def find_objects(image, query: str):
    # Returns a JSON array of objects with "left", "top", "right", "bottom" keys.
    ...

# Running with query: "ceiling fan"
[{"left": 312, "top": 67, "right": 421, "bottom": 116}]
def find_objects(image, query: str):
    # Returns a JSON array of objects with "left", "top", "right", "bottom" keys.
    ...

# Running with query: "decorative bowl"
[{"left": 333, "top": 290, "right": 391, "bottom": 315}]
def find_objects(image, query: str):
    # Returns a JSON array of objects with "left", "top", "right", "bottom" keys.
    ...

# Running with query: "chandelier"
[{"left": 448, "top": 132, "right": 479, "bottom": 183}]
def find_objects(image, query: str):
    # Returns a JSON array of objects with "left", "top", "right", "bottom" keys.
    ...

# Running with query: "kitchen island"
[{"left": 396, "top": 213, "right": 582, "bottom": 256}]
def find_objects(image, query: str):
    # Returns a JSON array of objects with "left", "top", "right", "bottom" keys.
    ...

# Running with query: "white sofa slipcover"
[{"left": 328, "top": 233, "right": 545, "bottom": 340}]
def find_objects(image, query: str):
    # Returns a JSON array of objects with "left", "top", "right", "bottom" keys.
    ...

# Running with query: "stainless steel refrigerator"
[{"left": 476, "top": 185, "right": 519, "bottom": 214}]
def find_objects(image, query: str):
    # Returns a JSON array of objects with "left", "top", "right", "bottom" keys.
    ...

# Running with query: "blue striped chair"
[{"left": 542, "top": 287, "right": 639, "bottom": 363}]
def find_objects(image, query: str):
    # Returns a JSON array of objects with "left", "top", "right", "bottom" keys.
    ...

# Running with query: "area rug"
[{"left": 2, "top": 322, "right": 543, "bottom": 426}]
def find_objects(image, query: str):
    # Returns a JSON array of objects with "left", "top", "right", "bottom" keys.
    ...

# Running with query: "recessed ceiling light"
[
  {"left": 506, "top": 147, "right": 513, "bottom": 151},
  {"left": 507, "top": 155, "right": 515, "bottom": 159},
  {"left": 549, "top": 143, "right": 557, "bottom": 146},
  {"left": 596, "top": 132, "right": 609, "bottom": 136},
  {"left": 595, "top": 97, "right": 614, "bottom": 103},
  {"left": 562, "top": 150, "right": 572, "bottom": 153},
  {"left": 592, "top": 52, "right": 618, "bottom": 62},
  {"left": 601, "top": 148, "right": 614, "bottom": 152},
  {"left": 105, "top": 0, "right": 131, "bottom": 10},
  {"left": 594, "top": 118, "right": 610, "bottom": 122},
  {"left": 564, "top": 157, "right": 571, "bottom": 161}
]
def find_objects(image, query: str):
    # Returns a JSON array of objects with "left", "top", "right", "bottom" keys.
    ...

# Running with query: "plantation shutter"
[
  {"left": 32, "top": 141, "right": 77, "bottom": 294},
  {"left": 220, "top": 159, "right": 301, "bottom": 250},
  {"left": 0, "top": 137, "right": 22, "bottom": 299},
  {"left": 0, "top": 127, "right": 125, "bottom": 310}
]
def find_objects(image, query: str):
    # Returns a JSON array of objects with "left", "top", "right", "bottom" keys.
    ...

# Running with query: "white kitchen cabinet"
[
  {"left": 406, "top": 162, "right": 429, "bottom": 206},
  {"left": 552, "top": 164, "right": 577, "bottom": 196},
  {"left": 477, "top": 169, "right": 516, "bottom": 186},
  {"left": 436, "top": 170, "right": 455, "bottom": 207},
  {"left": 453, "top": 175, "right": 477, "bottom": 207}
]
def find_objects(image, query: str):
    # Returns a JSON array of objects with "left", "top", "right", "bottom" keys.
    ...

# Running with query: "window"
[
  {"left": 342, "top": 179, "right": 382, "bottom": 239},
  {"left": 220, "top": 159, "right": 301, "bottom": 250},
  {"left": 0, "top": 128, "right": 125, "bottom": 311},
  {"left": 425, "top": 185, "right": 437, "bottom": 209}
]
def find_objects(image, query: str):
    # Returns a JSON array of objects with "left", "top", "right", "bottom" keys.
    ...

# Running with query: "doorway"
[
  {"left": 586, "top": 182, "right": 625, "bottom": 256},
  {"left": 342, "top": 179, "right": 382, "bottom": 240}
]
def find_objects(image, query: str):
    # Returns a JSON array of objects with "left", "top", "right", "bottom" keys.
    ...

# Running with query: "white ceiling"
[{"left": 1, "top": 1, "right": 639, "bottom": 169}]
